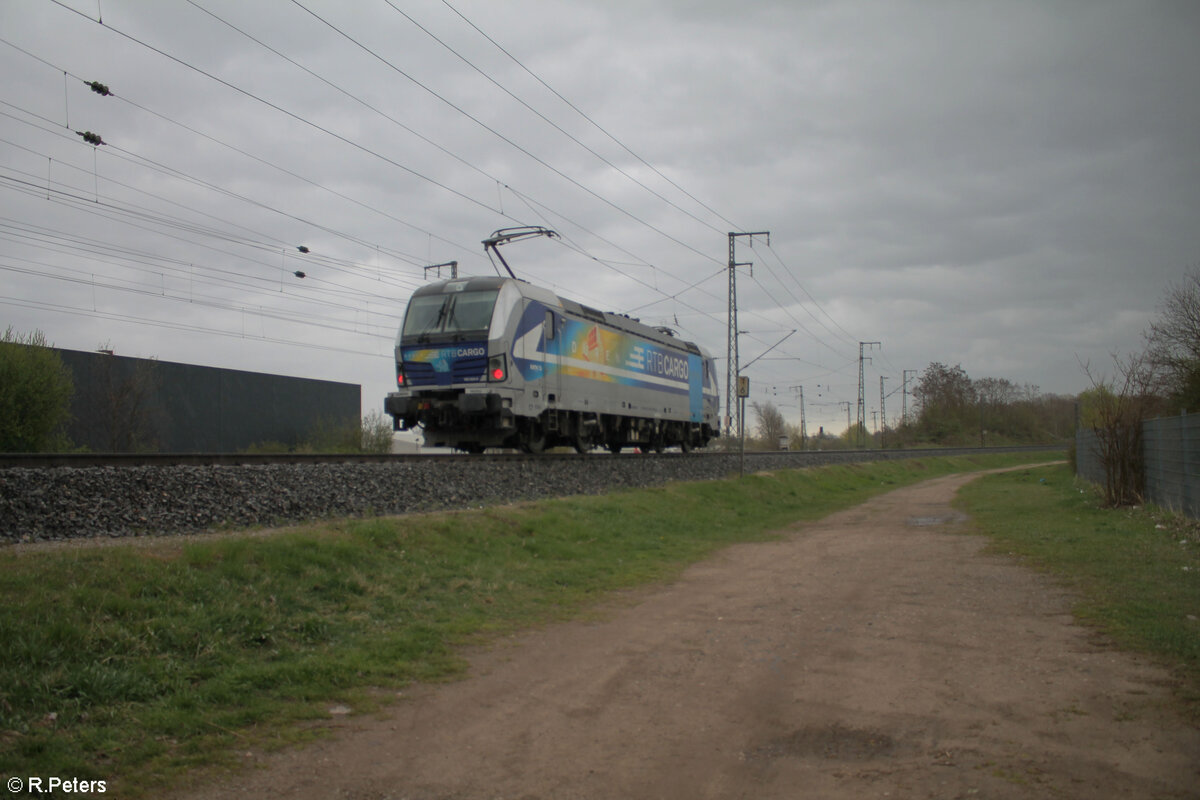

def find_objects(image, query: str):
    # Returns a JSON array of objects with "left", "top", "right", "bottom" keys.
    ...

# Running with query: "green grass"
[
  {"left": 956, "top": 464, "right": 1200, "bottom": 713},
  {"left": 0, "top": 452, "right": 1055, "bottom": 795}
]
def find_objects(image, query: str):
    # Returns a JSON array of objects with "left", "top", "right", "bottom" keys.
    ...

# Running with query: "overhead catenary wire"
[
  {"left": 438, "top": 0, "right": 745, "bottom": 234},
  {"left": 431, "top": 3, "right": 867, "bottom": 385},
  {"left": 0, "top": 93, "right": 442, "bottom": 286},
  {"left": 0, "top": 101, "right": 446, "bottom": 304},
  {"left": 0, "top": 215, "right": 403, "bottom": 325},
  {"left": 0, "top": 146, "right": 422, "bottom": 326},
  {"left": 22, "top": 1, "right": 798, "bottom": 303},
  {"left": 0, "top": 171, "right": 420, "bottom": 307},
  {"left": 762, "top": 241, "right": 858, "bottom": 346},
  {"left": 46, "top": 0, "right": 514, "bottom": 223},
  {"left": 286, "top": 0, "right": 725, "bottom": 271},
  {"left": 0, "top": 258, "right": 398, "bottom": 341},
  {"left": 0, "top": 6, "right": 692, "bottom": 374},
  {"left": 0, "top": 295, "right": 391, "bottom": 358},
  {"left": 3, "top": 18, "right": 720, "bottom": 310},
  {"left": 382, "top": 0, "right": 732, "bottom": 239},
  {"left": 7, "top": 2, "right": 865, "bottom": 405},
  {"left": 160, "top": 5, "right": 729, "bottom": 300}
]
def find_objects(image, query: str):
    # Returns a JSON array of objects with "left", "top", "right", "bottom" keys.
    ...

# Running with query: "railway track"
[
  {"left": 0, "top": 445, "right": 1062, "bottom": 470},
  {"left": 1, "top": 445, "right": 1064, "bottom": 544}
]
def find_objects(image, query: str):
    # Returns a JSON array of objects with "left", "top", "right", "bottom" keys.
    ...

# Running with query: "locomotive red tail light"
[
  {"left": 488, "top": 355, "right": 506, "bottom": 382},
  {"left": 396, "top": 366, "right": 405, "bottom": 387}
]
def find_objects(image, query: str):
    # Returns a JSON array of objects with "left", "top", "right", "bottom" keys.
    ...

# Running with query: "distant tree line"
[
  {"left": 743, "top": 368, "right": 1075, "bottom": 453},
  {"left": 891, "top": 363, "right": 1076, "bottom": 447},
  {"left": 743, "top": 268, "right": 1200, "bottom": 476}
]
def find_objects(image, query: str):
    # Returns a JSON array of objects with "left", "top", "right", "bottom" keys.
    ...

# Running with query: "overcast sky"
[{"left": 2, "top": 0, "right": 1198, "bottom": 437}]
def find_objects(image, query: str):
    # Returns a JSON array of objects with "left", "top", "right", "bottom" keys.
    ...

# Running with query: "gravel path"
[{"left": 167, "top": 468, "right": 1199, "bottom": 799}]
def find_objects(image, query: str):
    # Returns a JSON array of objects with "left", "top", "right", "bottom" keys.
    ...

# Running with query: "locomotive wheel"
[
  {"left": 572, "top": 431, "right": 591, "bottom": 454},
  {"left": 680, "top": 436, "right": 693, "bottom": 453},
  {"left": 607, "top": 441, "right": 622, "bottom": 455},
  {"left": 521, "top": 423, "right": 547, "bottom": 454}
]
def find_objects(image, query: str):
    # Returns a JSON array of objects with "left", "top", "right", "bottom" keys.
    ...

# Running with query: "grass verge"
[
  {"left": 1, "top": 451, "right": 1056, "bottom": 796},
  {"left": 955, "top": 463, "right": 1200, "bottom": 715}
]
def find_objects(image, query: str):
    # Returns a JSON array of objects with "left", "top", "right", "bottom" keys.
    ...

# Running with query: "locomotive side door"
[{"left": 543, "top": 310, "right": 561, "bottom": 406}]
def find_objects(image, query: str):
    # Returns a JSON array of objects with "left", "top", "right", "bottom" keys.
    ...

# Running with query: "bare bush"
[
  {"left": 1079, "top": 353, "right": 1161, "bottom": 507},
  {"left": 360, "top": 410, "right": 396, "bottom": 454}
]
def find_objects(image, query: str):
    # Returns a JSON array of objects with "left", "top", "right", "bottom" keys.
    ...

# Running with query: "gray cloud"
[{"left": 1, "top": 0, "right": 1197, "bottom": 436}]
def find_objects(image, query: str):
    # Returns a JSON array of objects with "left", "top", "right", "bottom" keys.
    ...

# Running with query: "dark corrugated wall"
[{"left": 56, "top": 349, "right": 360, "bottom": 452}]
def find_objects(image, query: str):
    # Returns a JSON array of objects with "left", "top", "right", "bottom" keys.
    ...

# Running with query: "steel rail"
[{"left": 0, "top": 445, "right": 1063, "bottom": 470}]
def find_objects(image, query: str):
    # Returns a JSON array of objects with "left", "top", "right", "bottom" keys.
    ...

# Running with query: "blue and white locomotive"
[{"left": 384, "top": 275, "right": 720, "bottom": 453}]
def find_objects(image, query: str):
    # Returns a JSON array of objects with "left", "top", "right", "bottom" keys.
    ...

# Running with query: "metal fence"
[
  {"left": 1143, "top": 412, "right": 1200, "bottom": 519},
  {"left": 1075, "top": 428, "right": 1106, "bottom": 486},
  {"left": 1077, "top": 411, "right": 1200, "bottom": 519}
]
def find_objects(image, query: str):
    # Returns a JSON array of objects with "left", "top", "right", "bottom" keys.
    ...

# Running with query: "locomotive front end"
[{"left": 385, "top": 277, "right": 519, "bottom": 452}]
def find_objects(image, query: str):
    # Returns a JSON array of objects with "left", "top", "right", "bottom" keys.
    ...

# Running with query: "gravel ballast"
[{"left": 0, "top": 448, "right": 1058, "bottom": 544}]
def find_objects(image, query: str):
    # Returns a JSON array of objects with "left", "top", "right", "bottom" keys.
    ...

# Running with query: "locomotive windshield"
[{"left": 402, "top": 289, "right": 499, "bottom": 340}]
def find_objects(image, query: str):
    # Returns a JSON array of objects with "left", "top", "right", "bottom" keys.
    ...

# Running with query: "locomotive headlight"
[{"left": 488, "top": 354, "right": 507, "bottom": 382}]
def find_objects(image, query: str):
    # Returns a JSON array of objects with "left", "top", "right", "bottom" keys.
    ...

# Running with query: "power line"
[
  {"left": 761, "top": 242, "right": 859, "bottom": 346},
  {"left": 179, "top": 3, "right": 720, "bottom": 294},
  {"left": 0, "top": 259, "right": 396, "bottom": 340},
  {"left": 46, "top": 0, "right": 511, "bottom": 221},
  {"left": 162, "top": 7, "right": 495, "bottom": 269},
  {"left": 0, "top": 171, "right": 419, "bottom": 307},
  {"left": 386, "top": 0, "right": 730, "bottom": 238},
  {"left": 0, "top": 100, "right": 453, "bottom": 305},
  {"left": 0, "top": 295, "right": 390, "bottom": 358},
  {"left": 0, "top": 6, "right": 726, "bottom": 371},
  {"left": 0, "top": 48, "right": 465, "bottom": 276},
  {"left": 288, "top": 0, "right": 725, "bottom": 270},
  {"left": 439, "top": 0, "right": 743, "bottom": 233},
  {"left": 0, "top": 217, "right": 402, "bottom": 325},
  {"left": 11, "top": 2, "right": 861, "bottom": 402},
  {"left": 9, "top": 15, "right": 716, "bottom": 306}
]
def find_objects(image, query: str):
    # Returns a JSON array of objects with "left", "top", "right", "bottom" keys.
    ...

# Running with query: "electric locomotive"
[{"left": 384, "top": 276, "right": 720, "bottom": 453}]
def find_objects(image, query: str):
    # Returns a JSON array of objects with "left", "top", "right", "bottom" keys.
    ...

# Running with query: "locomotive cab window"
[{"left": 402, "top": 289, "right": 500, "bottom": 339}]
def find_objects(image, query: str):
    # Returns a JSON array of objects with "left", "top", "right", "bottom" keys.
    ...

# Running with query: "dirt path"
[{"left": 175, "top": 470, "right": 1200, "bottom": 799}]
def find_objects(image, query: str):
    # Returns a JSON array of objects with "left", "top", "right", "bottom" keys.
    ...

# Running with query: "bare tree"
[
  {"left": 974, "top": 377, "right": 1019, "bottom": 407},
  {"left": 1144, "top": 269, "right": 1200, "bottom": 410},
  {"left": 751, "top": 401, "right": 788, "bottom": 449},
  {"left": 94, "top": 352, "right": 162, "bottom": 453}
]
